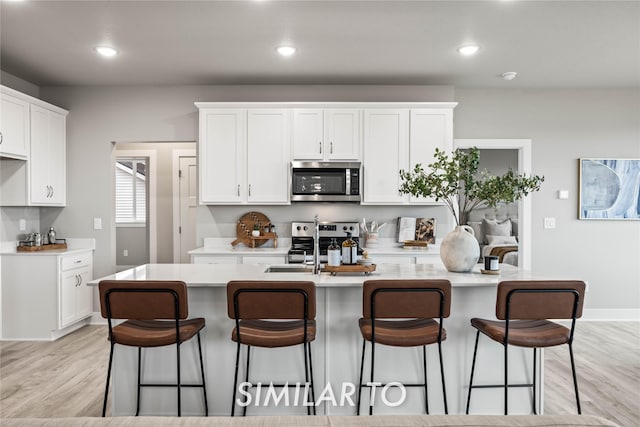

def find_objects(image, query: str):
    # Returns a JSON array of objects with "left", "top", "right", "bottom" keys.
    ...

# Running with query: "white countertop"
[
  {"left": 0, "top": 238, "right": 96, "bottom": 256},
  {"left": 89, "top": 262, "right": 547, "bottom": 289},
  {"left": 189, "top": 237, "right": 440, "bottom": 256}
]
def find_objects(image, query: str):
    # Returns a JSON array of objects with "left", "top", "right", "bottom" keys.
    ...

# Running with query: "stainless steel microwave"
[{"left": 291, "top": 161, "right": 361, "bottom": 202}]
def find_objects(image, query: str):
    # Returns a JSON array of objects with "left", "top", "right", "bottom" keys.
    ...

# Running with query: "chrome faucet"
[{"left": 313, "top": 214, "right": 321, "bottom": 274}]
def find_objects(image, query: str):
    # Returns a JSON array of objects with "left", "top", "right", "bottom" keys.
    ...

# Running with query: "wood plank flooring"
[{"left": 1, "top": 322, "right": 638, "bottom": 425}]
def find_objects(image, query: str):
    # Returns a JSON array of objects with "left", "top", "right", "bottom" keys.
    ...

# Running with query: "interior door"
[{"left": 178, "top": 156, "right": 197, "bottom": 263}]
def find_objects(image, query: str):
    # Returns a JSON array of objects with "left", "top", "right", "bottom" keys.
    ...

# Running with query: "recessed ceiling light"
[
  {"left": 457, "top": 44, "right": 480, "bottom": 56},
  {"left": 501, "top": 71, "right": 518, "bottom": 81},
  {"left": 95, "top": 46, "right": 119, "bottom": 57},
  {"left": 276, "top": 46, "right": 296, "bottom": 57}
]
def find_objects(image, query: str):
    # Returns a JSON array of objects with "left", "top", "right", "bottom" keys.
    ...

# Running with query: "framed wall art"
[{"left": 579, "top": 158, "right": 640, "bottom": 220}]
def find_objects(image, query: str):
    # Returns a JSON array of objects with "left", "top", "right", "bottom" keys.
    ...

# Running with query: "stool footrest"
[
  {"left": 470, "top": 383, "right": 534, "bottom": 389},
  {"left": 140, "top": 383, "right": 206, "bottom": 388}
]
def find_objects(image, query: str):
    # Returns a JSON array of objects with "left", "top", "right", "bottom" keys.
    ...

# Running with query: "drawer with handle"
[{"left": 61, "top": 253, "right": 92, "bottom": 271}]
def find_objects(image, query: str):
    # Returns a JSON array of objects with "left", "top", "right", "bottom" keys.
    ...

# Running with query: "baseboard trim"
[
  {"left": 582, "top": 308, "right": 640, "bottom": 321},
  {"left": 89, "top": 312, "right": 107, "bottom": 325}
]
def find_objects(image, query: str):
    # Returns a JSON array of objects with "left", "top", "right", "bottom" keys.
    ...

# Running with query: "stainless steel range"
[{"left": 288, "top": 221, "right": 361, "bottom": 264}]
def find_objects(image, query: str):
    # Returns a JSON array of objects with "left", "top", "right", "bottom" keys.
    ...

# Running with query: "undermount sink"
[{"left": 264, "top": 265, "right": 314, "bottom": 273}]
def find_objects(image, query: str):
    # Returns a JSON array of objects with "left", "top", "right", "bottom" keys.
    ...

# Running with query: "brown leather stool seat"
[
  {"left": 358, "top": 318, "right": 445, "bottom": 347},
  {"left": 227, "top": 280, "right": 317, "bottom": 416},
  {"left": 111, "top": 318, "right": 205, "bottom": 348},
  {"left": 465, "top": 280, "right": 586, "bottom": 416},
  {"left": 470, "top": 319, "right": 570, "bottom": 348},
  {"left": 231, "top": 319, "right": 316, "bottom": 348},
  {"left": 99, "top": 280, "right": 208, "bottom": 418},
  {"left": 357, "top": 279, "right": 452, "bottom": 416}
]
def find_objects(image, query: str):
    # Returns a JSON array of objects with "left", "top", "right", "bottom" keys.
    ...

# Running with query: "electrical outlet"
[
  {"left": 19, "top": 219, "right": 26, "bottom": 231},
  {"left": 123, "top": 249, "right": 128, "bottom": 257},
  {"left": 93, "top": 217, "right": 102, "bottom": 230},
  {"left": 544, "top": 217, "right": 556, "bottom": 229}
]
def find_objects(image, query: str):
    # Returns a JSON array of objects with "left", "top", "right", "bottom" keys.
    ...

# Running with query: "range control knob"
[
  {"left": 343, "top": 226, "right": 348, "bottom": 231},
  {"left": 349, "top": 226, "right": 354, "bottom": 231},
  {"left": 303, "top": 226, "right": 308, "bottom": 231},
  {"left": 296, "top": 225, "right": 302, "bottom": 231}
]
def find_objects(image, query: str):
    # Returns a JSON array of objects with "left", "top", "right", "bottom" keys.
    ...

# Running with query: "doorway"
[
  {"left": 172, "top": 149, "right": 197, "bottom": 263},
  {"left": 454, "top": 139, "right": 533, "bottom": 270}
]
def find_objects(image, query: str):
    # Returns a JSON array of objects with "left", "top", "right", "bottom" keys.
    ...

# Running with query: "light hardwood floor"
[{"left": 1, "top": 322, "right": 638, "bottom": 425}]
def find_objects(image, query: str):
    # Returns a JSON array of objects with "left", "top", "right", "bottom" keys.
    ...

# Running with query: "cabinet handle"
[
  {"left": 237, "top": 185, "right": 240, "bottom": 196},
  {"left": 248, "top": 184, "right": 251, "bottom": 197},
  {"left": 0, "top": 131, "right": 3, "bottom": 145},
  {"left": 74, "top": 274, "right": 79, "bottom": 286},
  {"left": 74, "top": 260, "right": 81, "bottom": 264},
  {"left": 50, "top": 186, "right": 54, "bottom": 198},
  {"left": 78, "top": 275, "right": 82, "bottom": 286},
  {"left": 319, "top": 141, "right": 322, "bottom": 154},
  {"left": 45, "top": 186, "right": 50, "bottom": 198},
  {"left": 330, "top": 142, "right": 333, "bottom": 154}
]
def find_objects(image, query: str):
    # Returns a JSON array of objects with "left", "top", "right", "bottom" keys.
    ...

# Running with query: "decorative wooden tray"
[
  {"left": 17, "top": 243, "right": 68, "bottom": 252},
  {"left": 403, "top": 240, "right": 428, "bottom": 248},
  {"left": 480, "top": 269, "right": 500, "bottom": 275},
  {"left": 231, "top": 211, "right": 278, "bottom": 248},
  {"left": 323, "top": 264, "right": 376, "bottom": 276}
]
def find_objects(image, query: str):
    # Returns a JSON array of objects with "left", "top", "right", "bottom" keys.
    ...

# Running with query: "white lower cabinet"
[{"left": 0, "top": 250, "right": 93, "bottom": 340}]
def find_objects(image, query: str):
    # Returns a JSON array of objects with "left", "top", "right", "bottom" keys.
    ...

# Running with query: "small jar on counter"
[{"left": 327, "top": 238, "right": 341, "bottom": 266}]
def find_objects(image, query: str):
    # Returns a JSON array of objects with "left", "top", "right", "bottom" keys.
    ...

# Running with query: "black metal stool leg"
[
  {"left": 369, "top": 340, "right": 375, "bottom": 415},
  {"left": 356, "top": 339, "right": 366, "bottom": 416},
  {"left": 231, "top": 340, "right": 241, "bottom": 416},
  {"left": 422, "top": 345, "right": 429, "bottom": 414},
  {"left": 102, "top": 342, "right": 115, "bottom": 417},
  {"left": 438, "top": 340, "right": 448, "bottom": 414},
  {"left": 197, "top": 333, "right": 208, "bottom": 416},
  {"left": 307, "top": 341, "right": 316, "bottom": 415},
  {"left": 243, "top": 346, "right": 251, "bottom": 416},
  {"left": 304, "top": 342, "right": 311, "bottom": 415},
  {"left": 504, "top": 342, "right": 509, "bottom": 416},
  {"left": 136, "top": 347, "right": 142, "bottom": 416},
  {"left": 465, "top": 330, "right": 480, "bottom": 414},
  {"left": 176, "top": 341, "right": 182, "bottom": 417},
  {"left": 569, "top": 342, "right": 582, "bottom": 414},
  {"left": 532, "top": 347, "right": 537, "bottom": 415}
]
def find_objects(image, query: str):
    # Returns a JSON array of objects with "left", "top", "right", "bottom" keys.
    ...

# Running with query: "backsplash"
[{"left": 1, "top": 207, "right": 41, "bottom": 243}]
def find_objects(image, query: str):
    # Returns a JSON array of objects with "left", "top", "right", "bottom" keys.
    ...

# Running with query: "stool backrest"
[
  {"left": 496, "top": 280, "right": 586, "bottom": 320},
  {"left": 362, "top": 279, "right": 452, "bottom": 319},
  {"left": 99, "top": 280, "right": 189, "bottom": 320},
  {"left": 227, "top": 281, "right": 316, "bottom": 320}
]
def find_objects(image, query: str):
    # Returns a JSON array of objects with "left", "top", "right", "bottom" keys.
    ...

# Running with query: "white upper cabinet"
[
  {"left": 30, "top": 105, "right": 66, "bottom": 205},
  {"left": 292, "top": 109, "right": 360, "bottom": 160},
  {"left": 246, "top": 109, "right": 290, "bottom": 204},
  {"left": 362, "top": 109, "right": 409, "bottom": 204},
  {"left": 407, "top": 108, "right": 453, "bottom": 203},
  {"left": 0, "top": 92, "right": 30, "bottom": 160},
  {"left": 199, "top": 109, "right": 246, "bottom": 204},
  {"left": 198, "top": 107, "right": 290, "bottom": 205},
  {"left": 362, "top": 106, "right": 454, "bottom": 205}
]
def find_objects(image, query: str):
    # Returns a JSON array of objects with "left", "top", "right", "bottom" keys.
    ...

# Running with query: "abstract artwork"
[{"left": 579, "top": 158, "right": 640, "bottom": 220}]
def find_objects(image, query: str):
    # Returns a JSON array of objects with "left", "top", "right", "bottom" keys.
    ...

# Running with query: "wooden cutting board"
[{"left": 231, "top": 211, "right": 272, "bottom": 247}]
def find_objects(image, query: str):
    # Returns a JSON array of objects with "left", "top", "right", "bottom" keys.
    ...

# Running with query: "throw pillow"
[
  {"left": 482, "top": 218, "right": 511, "bottom": 244},
  {"left": 486, "top": 234, "right": 518, "bottom": 245},
  {"left": 467, "top": 221, "right": 484, "bottom": 245}
]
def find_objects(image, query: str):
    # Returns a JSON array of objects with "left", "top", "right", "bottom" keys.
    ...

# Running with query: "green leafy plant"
[{"left": 399, "top": 147, "right": 544, "bottom": 225}]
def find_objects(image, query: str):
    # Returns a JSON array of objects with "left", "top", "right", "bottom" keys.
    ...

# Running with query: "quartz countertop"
[
  {"left": 89, "top": 262, "right": 550, "bottom": 289},
  {"left": 0, "top": 238, "right": 96, "bottom": 256}
]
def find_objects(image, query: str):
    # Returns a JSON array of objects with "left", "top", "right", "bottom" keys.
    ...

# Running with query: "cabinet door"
[
  {"left": 60, "top": 269, "right": 79, "bottom": 328},
  {"left": 292, "top": 109, "right": 323, "bottom": 160},
  {"left": 29, "top": 106, "right": 66, "bottom": 206},
  {"left": 0, "top": 93, "right": 29, "bottom": 159},
  {"left": 409, "top": 109, "right": 453, "bottom": 203},
  {"left": 325, "top": 109, "right": 360, "bottom": 160},
  {"left": 29, "top": 105, "right": 50, "bottom": 204},
  {"left": 362, "top": 109, "right": 409, "bottom": 204},
  {"left": 247, "top": 109, "right": 290, "bottom": 204},
  {"left": 199, "top": 109, "right": 246, "bottom": 204},
  {"left": 75, "top": 267, "right": 93, "bottom": 320}
]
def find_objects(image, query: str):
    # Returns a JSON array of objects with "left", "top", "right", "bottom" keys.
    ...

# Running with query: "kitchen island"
[{"left": 89, "top": 263, "right": 567, "bottom": 417}]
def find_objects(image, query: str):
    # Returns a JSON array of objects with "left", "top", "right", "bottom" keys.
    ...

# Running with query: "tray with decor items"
[
  {"left": 17, "top": 239, "right": 68, "bottom": 252},
  {"left": 323, "top": 264, "right": 376, "bottom": 276}
]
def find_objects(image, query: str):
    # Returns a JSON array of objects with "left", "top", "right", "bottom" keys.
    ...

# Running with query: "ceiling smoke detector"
[{"left": 501, "top": 71, "right": 518, "bottom": 81}]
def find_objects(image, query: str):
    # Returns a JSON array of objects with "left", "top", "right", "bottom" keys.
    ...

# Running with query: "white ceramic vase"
[{"left": 440, "top": 225, "right": 480, "bottom": 272}]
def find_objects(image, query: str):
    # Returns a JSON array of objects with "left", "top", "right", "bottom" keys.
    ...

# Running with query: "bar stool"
[
  {"left": 465, "top": 280, "right": 586, "bottom": 415},
  {"left": 99, "top": 280, "right": 208, "bottom": 417},
  {"left": 227, "top": 280, "right": 316, "bottom": 416},
  {"left": 356, "top": 279, "right": 451, "bottom": 415}
]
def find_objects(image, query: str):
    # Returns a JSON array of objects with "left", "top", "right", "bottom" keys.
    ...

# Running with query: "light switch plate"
[
  {"left": 558, "top": 190, "right": 569, "bottom": 199},
  {"left": 93, "top": 217, "right": 102, "bottom": 230},
  {"left": 19, "top": 219, "right": 26, "bottom": 231},
  {"left": 544, "top": 217, "right": 556, "bottom": 229}
]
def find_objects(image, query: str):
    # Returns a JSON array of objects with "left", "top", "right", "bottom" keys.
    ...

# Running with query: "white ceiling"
[{"left": 1, "top": 0, "right": 638, "bottom": 88}]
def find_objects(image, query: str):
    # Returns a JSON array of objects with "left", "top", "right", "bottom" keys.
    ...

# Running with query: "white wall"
[{"left": 455, "top": 88, "right": 640, "bottom": 315}]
